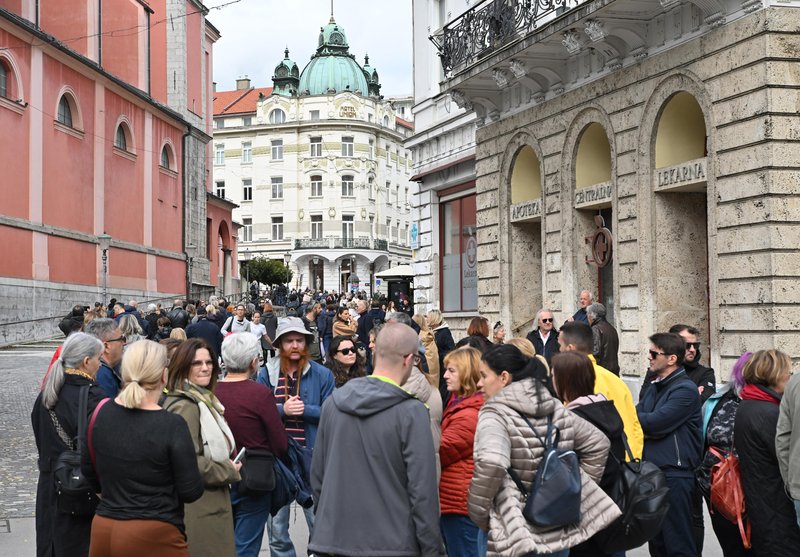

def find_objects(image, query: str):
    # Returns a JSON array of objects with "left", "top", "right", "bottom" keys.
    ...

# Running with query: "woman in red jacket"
[{"left": 440, "top": 346, "right": 485, "bottom": 556}]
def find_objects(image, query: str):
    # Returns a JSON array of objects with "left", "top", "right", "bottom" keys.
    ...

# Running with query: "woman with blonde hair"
[
  {"left": 119, "top": 314, "right": 145, "bottom": 344},
  {"left": 734, "top": 349, "right": 800, "bottom": 555},
  {"left": 439, "top": 347, "right": 485, "bottom": 556},
  {"left": 170, "top": 328, "right": 187, "bottom": 341},
  {"left": 82, "top": 340, "right": 203, "bottom": 557},
  {"left": 427, "top": 309, "right": 455, "bottom": 402},
  {"left": 33, "top": 332, "right": 106, "bottom": 557},
  {"left": 412, "top": 314, "right": 440, "bottom": 387}
]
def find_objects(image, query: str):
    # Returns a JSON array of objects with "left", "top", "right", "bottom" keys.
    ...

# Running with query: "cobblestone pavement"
[{"left": 0, "top": 351, "right": 50, "bottom": 519}]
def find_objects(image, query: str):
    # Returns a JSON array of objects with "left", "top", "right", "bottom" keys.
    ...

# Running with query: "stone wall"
[{"left": 475, "top": 8, "right": 800, "bottom": 378}]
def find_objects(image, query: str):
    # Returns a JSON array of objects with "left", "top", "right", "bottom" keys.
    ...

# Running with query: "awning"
[{"left": 375, "top": 264, "right": 415, "bottom": 278}]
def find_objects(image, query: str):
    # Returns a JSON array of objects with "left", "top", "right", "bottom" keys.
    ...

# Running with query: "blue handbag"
[{"left": 507, "top": 412, "right": 582, "bottom": 530}]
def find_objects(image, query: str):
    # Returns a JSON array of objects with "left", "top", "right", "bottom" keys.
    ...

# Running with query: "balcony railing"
[
  {"left": 430, "top": 0, "right": 577, "bottom": 75},
  {"left": 294, "top": 238, "right": 389, "bottom": 251}
]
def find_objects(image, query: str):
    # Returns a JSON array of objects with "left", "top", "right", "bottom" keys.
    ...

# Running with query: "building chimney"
[
  {"left": 236, "top": 76, "right": 251, "bottom": 90},
  {"left": 212, "top": 81, "right": 217, "bottom": 92}
]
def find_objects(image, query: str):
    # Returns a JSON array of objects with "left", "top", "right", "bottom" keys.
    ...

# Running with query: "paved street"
[{"left": 0, "top": 348, "right": 723, "bottom": 556}]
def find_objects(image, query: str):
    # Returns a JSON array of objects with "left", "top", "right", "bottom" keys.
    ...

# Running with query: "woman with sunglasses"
[
  {"left": 325, "top": 335, "right": 366, "bottom": 388},
  {"left": 492, "top": 321, "right": 506, "bottom": 345}
]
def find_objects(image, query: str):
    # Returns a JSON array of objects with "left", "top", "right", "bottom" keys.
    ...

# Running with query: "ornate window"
[
  {"left": 310, "top": 136, "right": 322, "bottom": 157},
  {"left": 310, "top": 175, "right": 323, "bottom": 197},
  {"left": 114, "top": 124, "right": 129, "bottom": 151},
  {"left": 341, "top": 175, "right": 354, "bottom": 197},
  {"left": 160, "top": 145, "right": 172, "bottom": 168},
  {"left": 0, "top": 62, "right": 7, "bottom": 98},
  {"left": 269, "top": 108, "right": 286, "bottom": 124},
  {"left": 57, "top": 95, "right": 73, "bottom": 127}
]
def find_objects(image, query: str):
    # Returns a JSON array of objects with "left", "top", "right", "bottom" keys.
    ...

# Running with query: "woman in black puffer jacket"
[
  {"left": 734, "top": 349, "right": 800, "bottom": 556},
  {"left": 551, "top": 351, "right": 625, "bottom": 557}
]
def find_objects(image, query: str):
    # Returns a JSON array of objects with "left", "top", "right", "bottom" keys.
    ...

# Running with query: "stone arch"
[
  {"left": 637, "top": 71, "right": 718, "bottom": 368},
  {"left": 499, "top": 131, "right": 546, "bottom": 337},
  {"left": 561, "top": 106, "right": 618, "bottom": 322}
]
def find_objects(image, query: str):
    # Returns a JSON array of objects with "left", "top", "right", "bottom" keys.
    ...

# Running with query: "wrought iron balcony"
[
  {"left": 430, "top": 0, "right": 577, "bottom": 75},
  {"left": 294, "top": 237, "right": 390, "bottom": 251}
]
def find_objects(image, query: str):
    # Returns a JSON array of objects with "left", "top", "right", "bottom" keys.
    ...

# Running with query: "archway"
[
  {"left": 573, "top": 122, "right": 615, "bottom": 322},
  {"left": 508, "top": 144, "right": 544, "bottom": 334},
  {"left": 218, "top": 220, "right": 232, "bottom": 297},
  {"left": 653, "top": 91, "right": 710, "bottom": 338}
]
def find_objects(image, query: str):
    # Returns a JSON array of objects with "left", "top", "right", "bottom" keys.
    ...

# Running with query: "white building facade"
[
  {"left": 213, "top": 17, "right": 414, "bottom": 295},
  {"left": 407, "top": 1, "right": 479, "bottom": 335}
]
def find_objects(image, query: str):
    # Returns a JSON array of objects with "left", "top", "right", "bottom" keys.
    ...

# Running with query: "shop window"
[{"left": 440, "top": 194, "right": 477, "bottom": 312}]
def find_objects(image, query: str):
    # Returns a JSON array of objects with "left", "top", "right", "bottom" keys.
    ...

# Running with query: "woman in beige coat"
[
  {"left": 469, "top": 344, "right": 621, "bottom": 557},
  {"left": 412, "top": 314, "right": 440, "bottom": 387},
  {"left": 163, "top": 339, "right": 240, "bottom": 557}
]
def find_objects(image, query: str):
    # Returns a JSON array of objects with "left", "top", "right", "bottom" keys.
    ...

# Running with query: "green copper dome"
[{"left": 298, "top": 17, "right": 371, "bottom": 97}]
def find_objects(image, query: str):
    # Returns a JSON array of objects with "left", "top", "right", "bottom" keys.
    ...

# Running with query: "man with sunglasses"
[
  {"left": 669, "top": 324, "right": 715, "bottom": 403},
  {"left": 636, "top": 332, "right": 703, "bottom": 557},
  {"left": 526, "top": 308, "right": 560, "bottom": 363},
  {"left": 84, "top": 318, "right": 127, "bottom": 398}
]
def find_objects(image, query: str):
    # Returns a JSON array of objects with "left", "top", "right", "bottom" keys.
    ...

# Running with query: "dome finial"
[
  {"left": 284, "top": 46, "right": 290, "bottom": 59},
  {"left": 330, "top": 0, "right": 335, "bottom": 23},
  {"left": 364, "top": 53, "right": 369, "bottom": 65}
]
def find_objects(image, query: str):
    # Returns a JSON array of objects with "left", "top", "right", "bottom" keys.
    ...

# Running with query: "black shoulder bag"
[
  {"left": 50, "top": 385, "right": 99, "bottom": 516},
  {"left": 507, "top": 411, "right": 582, "bottom": 530}
]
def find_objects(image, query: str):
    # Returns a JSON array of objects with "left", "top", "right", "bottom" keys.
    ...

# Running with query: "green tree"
[{"left": 245, "top": 257, "right": 293, "bottom": 287}]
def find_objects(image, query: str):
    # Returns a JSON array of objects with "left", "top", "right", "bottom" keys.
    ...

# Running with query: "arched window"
[
  {"left": 269, "top": 108, "right": 286, "bottom": 124},
  {"left": 160, "top": 145, "right": 172, "bottom": 168},
  {"left": 0, "top": 62, "right": 7, "bottom": 99},
  {"left": 57, "top": 95, "right": 73, "bottom": 127},
  {"left": 383, "top": 115, "right": 389, "bottom": 127},
  {"left": 115, "top": 124, "right": 127, "bottom": 150}
]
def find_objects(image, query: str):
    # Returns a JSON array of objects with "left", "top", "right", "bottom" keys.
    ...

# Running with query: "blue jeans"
[
  {"left": 795, "top": 499, "right": 800, "bottom": 529},
  {"left": 441, "top": 514, "right": 482, "bottom": 557},
  {"left": 648, "top": 475, "right": 697, "bottom": 557},
  {"left": 230, "top": 484, "right": 271, "bottom": 557},
  {"left": 268, "top": 503, "right": 314, "bottom": 557}
]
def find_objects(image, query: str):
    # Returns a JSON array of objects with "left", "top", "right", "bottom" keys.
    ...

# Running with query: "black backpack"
[{"left": 595, "top": 434, "right": 671, "bottom": 552}]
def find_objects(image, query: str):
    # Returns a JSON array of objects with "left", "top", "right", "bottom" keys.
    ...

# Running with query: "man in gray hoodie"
[{"left": 309, "top": 322, "right": 442, "bottom": 557}]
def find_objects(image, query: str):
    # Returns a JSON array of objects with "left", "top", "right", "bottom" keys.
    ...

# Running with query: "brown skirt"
[{"left": 89, "top": 515, "right": 188, "bottom": 557}]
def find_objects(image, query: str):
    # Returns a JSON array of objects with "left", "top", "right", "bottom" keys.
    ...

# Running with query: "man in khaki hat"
[{"left": 257, "top": 316, "right": 334, "bottom": 556}]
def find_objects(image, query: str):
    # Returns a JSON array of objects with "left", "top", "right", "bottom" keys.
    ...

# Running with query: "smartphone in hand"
[{"left": 233, "top": 447, "right": 246, "bottom": 464}]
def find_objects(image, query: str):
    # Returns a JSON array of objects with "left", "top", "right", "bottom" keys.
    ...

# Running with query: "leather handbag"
[
  {"left": 51, "top": 386, "right": 99, "bottom": 516},
  {"left": 238, "top": 449, "right": 276, "bottom": 495}
]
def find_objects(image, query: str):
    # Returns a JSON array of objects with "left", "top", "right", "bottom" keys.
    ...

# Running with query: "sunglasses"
[
  {"left": 649, "top": 350, "right": 666, "bottom": 359},
  {"left": 106, "top": 335, "right": 127, "bottom": 344},
  {"left": 685, "top": 342, "right": 701, "bottom": 350},
  {"left": 541, "top": 318, "right": 553, "bottom": 323},
  {"left": 337, "top": 348, "right": 356, "bottom": 355}
]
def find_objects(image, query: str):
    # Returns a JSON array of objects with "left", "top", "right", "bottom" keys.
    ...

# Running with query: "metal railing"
[
  {"left": 430, "top": 0, "right": 577, "bottom": 75},
  {"left": 294, "top": 238, "right": 389, "bottom": 251}
]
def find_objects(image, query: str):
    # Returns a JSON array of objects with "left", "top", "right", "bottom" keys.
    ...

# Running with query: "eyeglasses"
[
  {"left": 648, "top": 350, "right": 667, "bottom": 359},
  {"left": 337, "top": 348, "right": 355, "bottom": 355},
  {"left": 541, "top": 318, "right": 553, "bottom": 323},
  {"left": 106, "top": 335, "right": 127, "bottom": 344},
  {"left": 685, "top": 342, "right": 701, "bottom": 350}
]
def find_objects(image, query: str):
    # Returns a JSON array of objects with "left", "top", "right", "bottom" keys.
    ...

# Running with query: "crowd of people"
[{"left": 32, "top": 288, "right": 800, "bottom": 557}]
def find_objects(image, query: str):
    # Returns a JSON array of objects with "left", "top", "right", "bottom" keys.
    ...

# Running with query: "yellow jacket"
[{"left": 589, "top": 354, "right": 644, "bottom": 459}]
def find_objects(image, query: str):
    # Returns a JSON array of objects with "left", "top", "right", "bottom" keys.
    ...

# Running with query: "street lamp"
[
  {"left": 185, "top": 244, "right": 197, "bottom": 300},
  {"left": 283, "top": 251, "right": 291, "bottom": 294},
  {"left": 97, "top": 233, "right": 112, "bottom": 310}
]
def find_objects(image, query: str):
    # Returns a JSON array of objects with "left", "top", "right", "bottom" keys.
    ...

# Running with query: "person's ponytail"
[{"left": 117, "top": 340, "right": 167, "bottom": 409}]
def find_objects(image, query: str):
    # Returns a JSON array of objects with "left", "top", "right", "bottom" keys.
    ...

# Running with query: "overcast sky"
[{"left": 207, "top": 0, "right": 413, "bottom": 96}]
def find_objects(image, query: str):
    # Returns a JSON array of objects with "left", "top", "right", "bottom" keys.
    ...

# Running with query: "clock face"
[
  {"left": 276, "top": 67, "right": 288, "bottom": 78},
  {"left": 330, "top": 31, "right": 344, "bottom": 45}
]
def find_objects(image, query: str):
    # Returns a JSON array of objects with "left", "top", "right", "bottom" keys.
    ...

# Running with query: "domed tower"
[
  {"left": 298, "top": 16, "right": 369, "bottom": 96},
  {"left": 361, "top": 54, "right": 382, "bottom": 98},
  {"left": 272, "top": 47, "right": 300, "bottom": 97}
]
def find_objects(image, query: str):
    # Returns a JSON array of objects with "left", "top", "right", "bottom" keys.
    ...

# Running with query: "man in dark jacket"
[
  {"left": 637, "top": 332, "right": 702, "bottom": 557},
  {"left": 587, "top": 303, "right": 619, "bottom": 374},
  {"left": 667, "top": 324, "right": 716, "bottom": 554},
  {"left": 309, "top": 322, "right": 442, "bottom": 557},
  {"left": 526, "top": 308, "right": 560, "bottom": 363},
  {"left": 185, "top": 306, "right": 224, "bottom": 360},
  {"left": 166, "top": 299, "right": 189, "bottom": 329}
]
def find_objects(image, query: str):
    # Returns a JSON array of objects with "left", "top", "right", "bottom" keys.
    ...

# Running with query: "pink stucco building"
[{"left": 0, "top": 0, "right": 238, "bottom": 344}]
